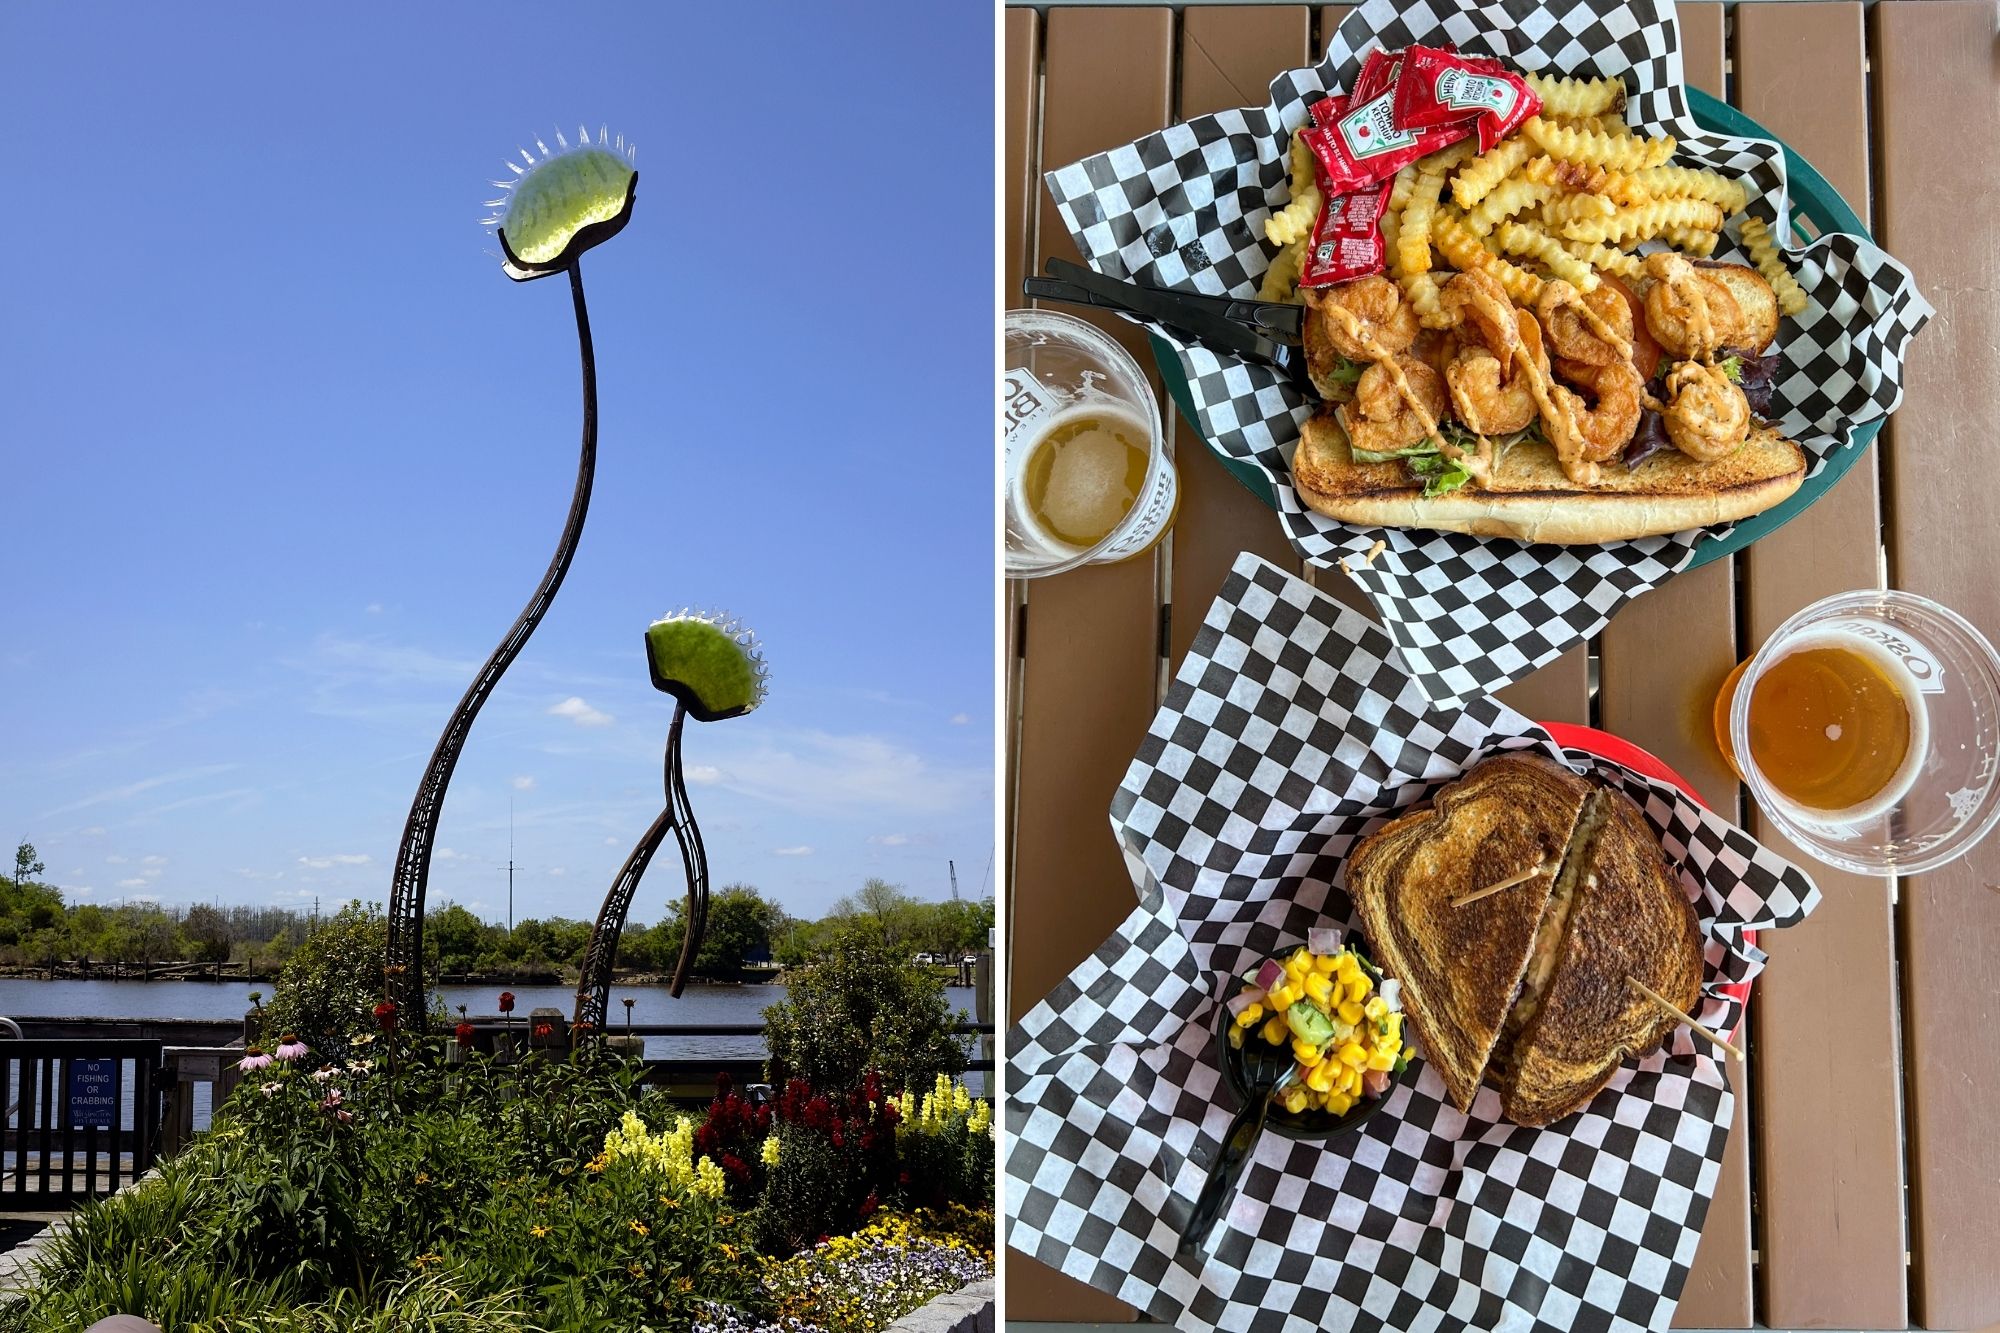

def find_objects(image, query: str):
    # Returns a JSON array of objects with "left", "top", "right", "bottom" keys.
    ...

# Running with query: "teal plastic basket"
[{"left": 1152, "top": 87, "right": 1874, "bottom": 570}]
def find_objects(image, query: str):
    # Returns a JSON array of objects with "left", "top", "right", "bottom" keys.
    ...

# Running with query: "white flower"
[{"left": 259, "top": 1081, "right": 282, "bottom": 1096}]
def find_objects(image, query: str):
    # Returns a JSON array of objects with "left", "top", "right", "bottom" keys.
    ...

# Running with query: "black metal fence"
[{"left": 0, "top": 1039, "right": 162, "bottom": 1202}]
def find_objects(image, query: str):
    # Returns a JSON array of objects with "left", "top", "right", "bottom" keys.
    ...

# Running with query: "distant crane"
[{"left": 949, "top": 859, "right": 959, "bottom": 901}]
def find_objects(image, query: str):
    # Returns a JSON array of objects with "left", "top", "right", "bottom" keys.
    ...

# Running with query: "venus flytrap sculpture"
[
  {"left": 576, "top": 611, "right": 768, "bottom": 1028},
  {"left": 383, "top": 127, "right": 638, "bottom": 1024}
]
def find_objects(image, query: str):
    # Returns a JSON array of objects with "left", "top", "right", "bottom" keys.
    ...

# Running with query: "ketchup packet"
[
  {"left": 1300, "top": 61, "right": 1474, "bottom": 195},
  {"left": 1299, "top": 171, "right": 1392, "bottom": 288},
  {"left": 1392, "top": 43, "right": 1541, "bottom": 153}
]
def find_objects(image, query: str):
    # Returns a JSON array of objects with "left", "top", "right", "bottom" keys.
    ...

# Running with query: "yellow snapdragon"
[{"left": 597, "top": 1109, "right": 729, "bottom": 1200}]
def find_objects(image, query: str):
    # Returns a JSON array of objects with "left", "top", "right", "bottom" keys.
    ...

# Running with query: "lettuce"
[
  {"left": 1326, "top": 356, "right": 1366, "bottom": 386},
  {"left": 1719, "top": 355, "right": 1743, "bottom": 382},
  {"left": 1408, "top": 450, "right": 1473, "bottom": 498}
]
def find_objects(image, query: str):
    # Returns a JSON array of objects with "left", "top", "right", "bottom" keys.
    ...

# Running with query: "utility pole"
[{"left": 507, "top": 797, "right": 515, "bottom": 938}]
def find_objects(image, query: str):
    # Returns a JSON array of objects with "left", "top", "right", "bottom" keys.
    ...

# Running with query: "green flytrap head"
[
  {"left": 483, "top": 125, "right": 637, "bottom": 281},
  {"left": 645, "top": 610, "right": 769, "bottom": 722}
]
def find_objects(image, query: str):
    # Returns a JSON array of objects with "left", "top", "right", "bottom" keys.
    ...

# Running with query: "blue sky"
[{"left": 0, "top": 6, "right": 995, "bottom": 925}]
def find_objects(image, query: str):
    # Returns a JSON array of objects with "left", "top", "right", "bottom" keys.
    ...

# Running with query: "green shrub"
[
  {"left": 890, "top": 1076, "right": 994, "bottom": 1213},
  {"left": 755, "top": 1077, "right": 899, "bottom": 1255},
  {"left": 261, "top": 901, "right": 388, "bottom": 1054},
  {"left": 762, "top": 938, "right": 967, "bottom": 1094}
]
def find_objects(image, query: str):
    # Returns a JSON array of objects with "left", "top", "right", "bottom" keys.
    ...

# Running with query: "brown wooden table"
[{"left": 1004, "top": 4, "right": 2000, "bottom": 1328}]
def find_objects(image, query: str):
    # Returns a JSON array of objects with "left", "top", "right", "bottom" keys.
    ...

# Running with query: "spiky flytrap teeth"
[
  {"left": 645, "top": 610, "right": 769, "bottom": 722},
  {"left": 482, "top": 125, "right": 637, "bottom": 273}
]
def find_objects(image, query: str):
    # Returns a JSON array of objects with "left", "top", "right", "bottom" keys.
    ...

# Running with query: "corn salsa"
[{"left": 1228, "top": 940, "right": 1405, "bottom": 1117}]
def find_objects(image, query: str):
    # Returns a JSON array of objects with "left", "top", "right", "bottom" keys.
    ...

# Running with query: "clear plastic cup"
[
  {"left": 1714, "top": 589, "right": 2000, "bottom": 875},
  {"left": 1003, "top": 309, "right": 1176, "bottom": 579}
]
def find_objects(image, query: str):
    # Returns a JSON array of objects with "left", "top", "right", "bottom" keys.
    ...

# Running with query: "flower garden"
[{"left": 1, "top": 966, "right": 993, "bottom": 1333}]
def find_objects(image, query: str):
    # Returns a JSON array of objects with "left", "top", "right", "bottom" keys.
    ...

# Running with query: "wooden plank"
[
  {"left": 1733, "top": 8, "right": 1911, "bottom": 1329},
  {"left": 1166, "top": 5, "right": 1311, "bottom": 671},
  {"left": 1009, "top": 7, "right": 1175, "bottom": 1323},
  {"left": 1874, "top": 4, "right": 2000, "bottom": 1327},
  {"left": 1004, "top": 8, "right": 1041, "bottom": 308},
  {"left": 1002, "top": 7, "right": 1039, "bottom": 1030},
  {"left": 1586, "top": 12, "right": 1753, "bottom": 1324}
]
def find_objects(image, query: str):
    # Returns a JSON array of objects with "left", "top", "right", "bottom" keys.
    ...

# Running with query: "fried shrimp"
[
  {"left": 1305, "top": 276, "right": 1420, "bottom": 362},
  {"left": 1551, "top": 359, "right": 1645, "bottom": 461},
  {"left": 1342, "top": 356, "right": 1447, "bottom": 455},
  {"left": 1440, "top": 269, "right": 1521, "bottom": 361},
  {"left": 1536, "top": 280, "right": 1634, "bottom": 367},
  {"left": 1661, "top": 359, "right": 1751, "bottom": 461},
  {"left": 1447, "top": 348, "right": 1538, "bottom": 435},
  {"left": 1641, "top": 251, "right": 1744, "bottom": 361}
]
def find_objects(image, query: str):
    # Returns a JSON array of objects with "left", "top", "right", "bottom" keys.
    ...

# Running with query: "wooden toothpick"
[
  {"left": 1628, "top": 976, "right": 1744, "bottom": 1060},
  {"left": 1451, "top": 862, "right": 1551, "bottom": 908}
]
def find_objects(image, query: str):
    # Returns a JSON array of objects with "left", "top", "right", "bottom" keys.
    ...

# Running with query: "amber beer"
[{"left": 1721, "top": 628, "right": 1930, "bottom": 822}]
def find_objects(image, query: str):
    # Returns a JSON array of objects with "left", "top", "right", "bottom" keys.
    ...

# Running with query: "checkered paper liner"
[
  {"left": 1004, "top": 555, "right": 1822, "bottom": 1333},
  {"left": 1043, "top": 0, "right": 1932, "bottom": 712}
]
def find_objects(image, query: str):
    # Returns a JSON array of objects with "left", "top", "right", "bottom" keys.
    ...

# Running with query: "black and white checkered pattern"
[
  {"left": 1004, "top": 555, "right": 1822, "bottom": 1333},
  {"left": 1043, "top": 0, "right": 1932, "bottom": 711}
]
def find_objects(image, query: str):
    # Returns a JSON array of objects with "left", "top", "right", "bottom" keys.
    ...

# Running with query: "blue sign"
[{"left": 67, "top": 1059, "right": 116, "bottom": 1131}]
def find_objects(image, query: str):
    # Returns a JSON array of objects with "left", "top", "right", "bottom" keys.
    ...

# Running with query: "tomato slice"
[{"left": 1604, "top": 275, "right": 1660, "bottom": 381}]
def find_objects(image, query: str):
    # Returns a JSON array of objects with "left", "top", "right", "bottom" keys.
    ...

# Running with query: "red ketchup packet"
[
  {"left": 1300, "top": 59, "right": 1475, "bottom": 195},
  {"left": 1392, "top": 43, "right": 1541, "bottom": 153},
  {"left": 1299, "top": 174, "right": 1392, "bottom": 287}
]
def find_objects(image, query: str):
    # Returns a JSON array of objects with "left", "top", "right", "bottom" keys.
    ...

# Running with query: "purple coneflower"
[
  {"left": 321, "top": 1088, "right": 344, "bottom": 1109},
  {"left": 274, "top": 1033, "right": 308, "bottom": 1060},
  {"left": 237, "top": 1047, "right": 273, "bottom": 1073},
  {"left": 259, "top": 1081, "right": 283, "bottom": 1096},
  {"left": 310, "top": 1067, "right": 337, "bottom": 1082}
]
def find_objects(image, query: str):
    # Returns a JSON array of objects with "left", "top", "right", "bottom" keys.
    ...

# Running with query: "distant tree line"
[{"left": 1, "top": 842, "right": 993, "bottom": 980}]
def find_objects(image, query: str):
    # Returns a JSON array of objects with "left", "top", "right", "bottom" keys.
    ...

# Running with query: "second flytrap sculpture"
[
  {"left": 575, "top": 612, "right": 768, "bottom": 1028},
  {"left": 382, "top": 127, "right": 636, "bottom": 1022}
]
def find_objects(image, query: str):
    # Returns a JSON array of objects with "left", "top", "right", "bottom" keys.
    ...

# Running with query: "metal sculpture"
[
  {"left": 383, "top": 129, "right": 638, "bottom": 1024},
  {"left": 575, "top": 612, "right": 766, "bottom": 1028}
]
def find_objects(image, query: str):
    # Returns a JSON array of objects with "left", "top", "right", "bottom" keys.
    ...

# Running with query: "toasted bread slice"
[
  {"left": 1692, "top": 261, "right": 1780, "bottom": 354},
  {"left": 1292, "top": 410, "right": 1805, "bottom": 545},
  {"left": 1498, "top": 786, "right": 1706, "bottom": 1127},
  {"left": 1346, "top": 753, "right": 1594, "bottom": 1113}
]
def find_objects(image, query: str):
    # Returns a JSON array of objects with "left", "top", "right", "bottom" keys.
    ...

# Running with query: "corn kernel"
[
  {"left": 1345, "top": 975, "right": 1371, "bottom": 1003},
  {"left": 1282, "top": 1088, "right": 1310, "bottom": 1115},
  {"left": 1386, "top": 1013, "right": 1403, "bottom": 1037},
  {"left": 1292, "top": 1041, "right": 1321, "bottom": 1066},
  {"left": 1227, "top": 1025, "right": 1244, "bottom": 1049},
  {"left": 1235, "top": 1002, "right": 1264, "bottom": 1028},
  {"left": 1326, "top": 1091, "right": 1354, "bottom": 1115},
  {"left": 1365, "top": 1049, "right": 1395, "bottom": 1071},
  {"left": 1262, "top": 1015, "right": 1289, "bottom": 1045},
  {"left": 1307, "top": 1063, "right": 1336, "bottom": 1094},
  {"left": 1337, "top": 1002, "right": 1365, "bottom": 1026},
  {"left": 1336, "top": 1040, "right": 1367, "bottom": 1067},
  {"left": 1313, "top": 953, "right": 1339, "bottom": 973},
  {"left": 1304, "top": 974, "right": 1335, "bottom": 1004},
  {"left": 1363, "top": 996, "right": 1388, "bottom": 1021},
  {"left": 1268, "top": 985, "right": 1296, "bottom": 1010}
]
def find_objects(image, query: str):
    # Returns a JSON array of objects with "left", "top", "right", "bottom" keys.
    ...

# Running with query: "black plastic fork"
[{"left": 1180, "top": 1032, "right": 1298, "bottom": 1254}]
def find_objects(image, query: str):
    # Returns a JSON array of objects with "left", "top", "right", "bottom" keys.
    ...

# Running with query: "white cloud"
[
  {"left": 72, "top": 886, "right": 93, "bottom": 897},
  {"left": 434, "top": 847, "right": 463, "bottom": 862},
  {"left": 106, "top": 854, "right": 128, "bottom": 865},
  {"left": 869, "top": 833, "right": 911, "bottom": 847},
  {"left": 365, "top": 603, "right": 384, "bottom": 614},
  {"left": 696, "top": 730, "right": 985, "bottom": 818},
  {"left": 548, "top": 867, "right": 567, "bottom": 877},
  {"left": 603, "top": 836, "right": 620, "bottom": 846},
  {"left": 117, "top": 877, "right": 148, "bottom": 889},
  {"left": 41, "top": 763, "right": 241, "bottom": 817},
  {"left": 79, "top": 826, "right": 105, "bottom": 837},
  {"left": 950, "top": 713, "right": 971, "bottom": 725},
  {"left": 141, "top": 855, "right": 166, "bottom": 867},
  {"left": 125, "top": 893, "right": 159, "bottom": 906},
  {"left": 772, "top": 845, "right": 814, "bottom": 857},
  {"left": 685, "top": 764, "right": 723, "bottom": 785},
  {"left": 298, "top": 853, "right": 372, "bottom": 870},
  {"left": 512, "top": 775, "right": 537, "bottom": 792},
  {"left": 237, "top": 867, "right": 286, "bottom": 882},
  {"left": 548, "top": 696, "right": 614, "bottom": 728}
]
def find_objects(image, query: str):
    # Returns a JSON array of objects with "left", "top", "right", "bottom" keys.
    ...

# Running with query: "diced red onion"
[
  {"left": 1307, "top": 927, "right": 1342, "bottom": 955},
  {"left": 1226, "top": 989, "right": 1261, "bottom": 1018},
  {"left": 1255, "top": 959, "right": 1285, "bottom": 992}
]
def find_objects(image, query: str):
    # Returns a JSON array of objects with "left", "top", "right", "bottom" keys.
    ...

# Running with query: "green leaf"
[
  {"left": 1420, "top": 456, "right": 1473, "bottom": 498},
  {"left": 1719, "top": 355, "right": 1743, "bottom": 382},
  {"left": 1327, "top": 356, "right": 1365, "bottom": 386},
  {"left": 1350, "top": 444, "right": 1424, "bottom": 464}
]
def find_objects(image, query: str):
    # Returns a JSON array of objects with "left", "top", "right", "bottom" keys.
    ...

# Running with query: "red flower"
[
  {"left": 373, "top": 1001, "right": 398, "bottom": 1033},
  {"left": 859, "top": 1189, "right": 879, "bottom": 1220},
  {"left": 831, "top": 1126, "right": 844, "bottom": 1149},
  {"left": 498, "top": 991, "right": 515, "bottom": 1014},
  {"left": 533, "top": 1022, "right": 554, "bottom": 1039},
  {"left": 454, "top": 1021, "right": 475, "bottom": 1047}
]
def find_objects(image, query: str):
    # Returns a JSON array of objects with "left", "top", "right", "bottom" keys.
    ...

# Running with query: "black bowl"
[{"left": 1214, "top": 952, "right": 1407, "bottom": 1141}]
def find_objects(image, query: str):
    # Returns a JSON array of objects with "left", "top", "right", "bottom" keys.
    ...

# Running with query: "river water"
[{"left": 0, "top": 979, "right": 984, "bottom": 1129}]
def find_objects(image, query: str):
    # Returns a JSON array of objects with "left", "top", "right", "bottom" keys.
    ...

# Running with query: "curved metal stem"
[
  {"left": 664, "top": 705, "right": 710, "bottom": 998},
  {"left": 573, "top": 714, "right": 679, "bottom": 1029},
  {"left": 385, "top": 263, "right": 598, "bottom": 1024}
]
